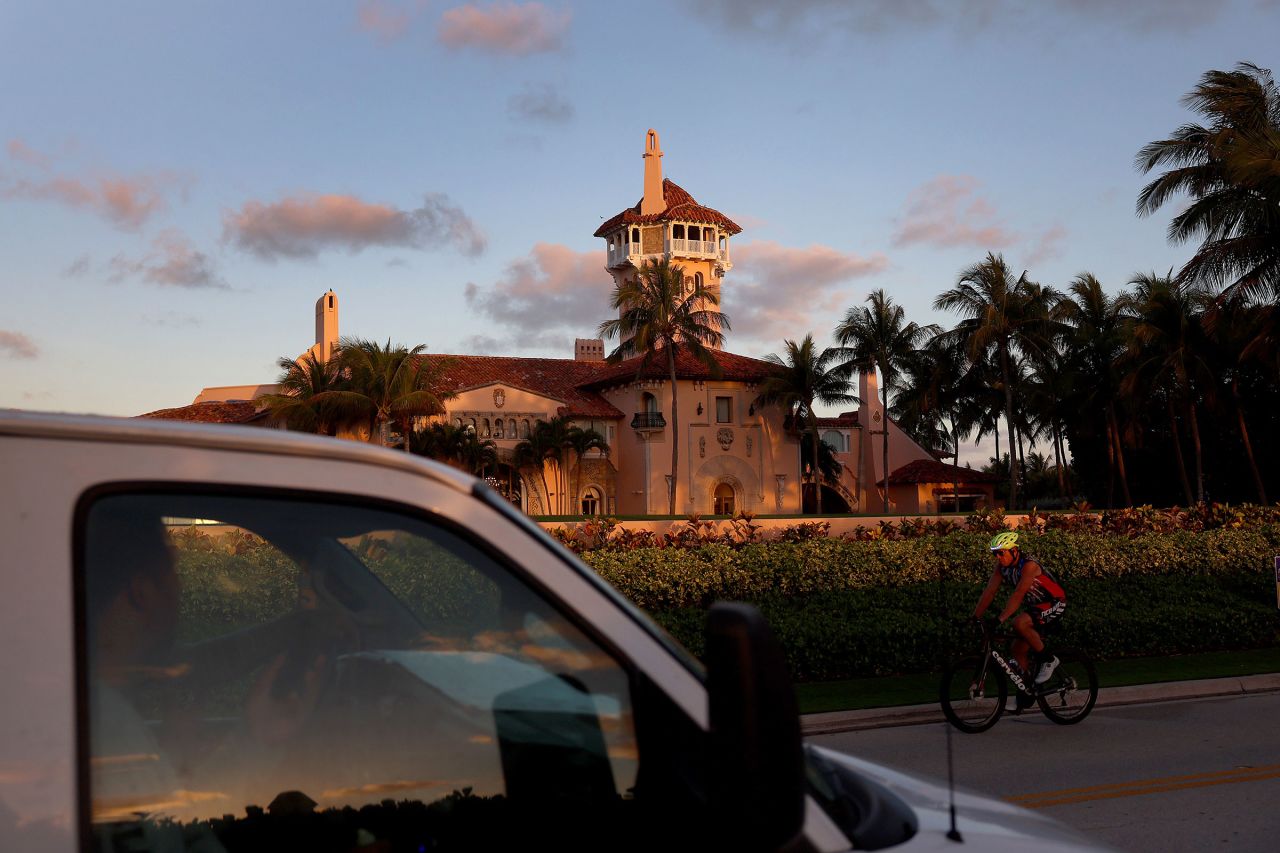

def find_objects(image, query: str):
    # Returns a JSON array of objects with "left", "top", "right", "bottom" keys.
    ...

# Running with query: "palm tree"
[
  {"left": 836, "top": 289, "right": 939, "bottom": 513},
  {"left": 1202, "top": 293, "right": 1270, "bottom": 503},
  {"left": 934, "top": 254, "right": 1042, "bottom": 509},
  {"left": 411, "top": 422, "right": 496, "bottom": 476},
  {"left": 1057, "top": 273, "right": 1134, "bottom": 506},
  {"left": 752, "top": 334, "right": 856, "bottom": 515},
  {"left": 1123, "top": 273, "right": 1215, "bottom": 504},
  {"left": 513, "top": 425, "right": 556, "bottom": 516},
  {"left": 564, "top": 424, "right": 610, "bottom": 515},
  {"left": 599, "top": 258, "right": 728, "bottom": 515},
  {"left": 337, "top": 338, "right": 454, "bottom": 449},
  {"left": 259, "top": 351, "right": 350, "bottom": 435},
  {"left": 1136, "top": 62, "right": 1280, "bottom": 302}
]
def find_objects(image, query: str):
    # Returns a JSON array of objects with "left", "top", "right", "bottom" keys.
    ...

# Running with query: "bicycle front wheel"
[
  {"left": 940, "top": 655, "right": 1006, "bottom": 733},
  {"left": 1036, "top": 650, "right": 1098, "bottom": 725}
]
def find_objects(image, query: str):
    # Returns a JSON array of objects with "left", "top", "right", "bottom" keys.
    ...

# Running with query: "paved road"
[{"left": 810, "top": 692, "right": 1280, "bottom": 852}]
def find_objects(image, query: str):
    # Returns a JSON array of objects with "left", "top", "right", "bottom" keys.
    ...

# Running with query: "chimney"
[
  {"left": 575, "top": 338, "right": 605, "bottom": 362},
  {"left": 640, "top": 129, "right": 664, "bottom": 216}
]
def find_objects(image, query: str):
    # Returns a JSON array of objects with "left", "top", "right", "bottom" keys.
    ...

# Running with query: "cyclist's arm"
[
  {"left": 972, "top": 569, "right": 1003, "bottom": 619},
  {"left": 998, "top": 561, "right": 1041, "bottom": 622}
]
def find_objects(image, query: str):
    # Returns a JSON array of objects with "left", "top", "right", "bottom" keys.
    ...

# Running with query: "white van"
[{"left": 0, "top": 411, "right": 1109, "bottom": 852}]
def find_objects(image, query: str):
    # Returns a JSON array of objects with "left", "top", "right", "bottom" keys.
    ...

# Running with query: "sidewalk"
[{"left": 801, "top": 672, "right": 1280, "bottom": 735}]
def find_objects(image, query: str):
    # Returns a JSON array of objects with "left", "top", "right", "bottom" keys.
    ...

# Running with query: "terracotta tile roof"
[
  {"left": 580, "top": 348, "right": 784, "bottom": 390},
  {"left": 594, "top": 179, "right": 742, "bottom": 237},
  {"left": 817, "top": 412, "right": 860, "bottom": 428},
  {"left": 418, "top": 354, "right": 624, "bottom": 419},
  {"left": 879, "top": 459, "right": 1002, "bottom": 486},
  {"left": 137, "top": 400, "right": 264, "bottom": 424}
]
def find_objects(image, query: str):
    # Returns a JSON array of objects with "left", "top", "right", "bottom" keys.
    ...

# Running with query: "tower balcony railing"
[
  {"left": 605, "top": 241, "right": 731, "bottom": 268},
  {"left": 631, "top": 412, "right": 666, "bottom": 431}
]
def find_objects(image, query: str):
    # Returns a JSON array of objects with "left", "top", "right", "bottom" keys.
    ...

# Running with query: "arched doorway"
[
  {"left": 713, "top": 482, "right": 735, "bottom": 515},
  {"left": 580, "top": 486, "right": 603, "bottom": 516}
]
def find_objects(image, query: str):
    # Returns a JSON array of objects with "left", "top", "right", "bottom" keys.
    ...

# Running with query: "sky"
[{"left": 2, "top": 0, "right": 1278, "bottom": 464}]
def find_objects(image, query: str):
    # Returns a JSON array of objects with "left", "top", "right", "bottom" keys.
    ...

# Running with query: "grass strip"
[{"left": 795, "top": 646, "right": 1280, "bottom": 715}]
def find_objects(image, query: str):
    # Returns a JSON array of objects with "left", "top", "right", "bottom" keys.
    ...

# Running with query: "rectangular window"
[{"left": 715, "top": 396, "right": 732, "bottom": 424}]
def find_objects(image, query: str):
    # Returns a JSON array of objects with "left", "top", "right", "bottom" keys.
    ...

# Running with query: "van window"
[{"left": 79, "top": 492, "right": 650, "bottom": 851}]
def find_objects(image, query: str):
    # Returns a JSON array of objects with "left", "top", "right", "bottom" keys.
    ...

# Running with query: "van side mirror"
[{"left": 705, "top": 602, "right": 805, "bottom": 851}]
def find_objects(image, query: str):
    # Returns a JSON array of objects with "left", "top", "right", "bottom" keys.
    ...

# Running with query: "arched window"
[
  {"left": 581, "top": 486, "right": 603, "bottom": 516},
  {"left": 467, "top": 418, "right": 477, "bottom": 433},
  {"left": 494, "top": 419, "right": 504, "bottom": 439},
  {"left": 713, "top": 483, "right": 735, "bottom": 516},
  {"left": 481, "top": 418, "right": 491, "bottom": 438},
  {"left": 693, "top": 272, "right": 704, "bottom": 292},
  {"left": 520, "top": 419, "right": 530, "bottom": 438},
  {"left": 507, "top": 418, "right": 516, "bottom": 437},
  {"left": 641, "top": 392, "right": 658, "bottom": 413},
  {"left": 453, "top": 417, "right": 462, "bottom": 428}
]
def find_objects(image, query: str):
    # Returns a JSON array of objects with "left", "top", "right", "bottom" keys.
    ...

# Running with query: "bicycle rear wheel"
[
  {"left": 1036, "top": 650, "right": 1098, "bottom": 724},
  {"left": 940, "top": 655, "right": 1006, "bottom": 733}
]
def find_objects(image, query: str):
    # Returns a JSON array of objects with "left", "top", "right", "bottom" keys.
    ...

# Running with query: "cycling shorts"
[{"left": 1031, "top": 599, "right": 1066, "bottom": 628}]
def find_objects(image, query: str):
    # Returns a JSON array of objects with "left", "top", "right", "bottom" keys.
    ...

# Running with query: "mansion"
[{"left": 142, "top": 132, "right": 997, "bottom": 516}]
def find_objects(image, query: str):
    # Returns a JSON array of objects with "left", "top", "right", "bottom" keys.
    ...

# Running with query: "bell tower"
[
  {"left": 314, "top": 289, "right": 339, "bottom": 363},
  {"left": 594, "top": 130, "right": 742, "bottom": 350}
]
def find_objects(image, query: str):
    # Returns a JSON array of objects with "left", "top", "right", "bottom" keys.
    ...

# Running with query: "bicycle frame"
[{"left": 974, "top": 622, "right": 1035, "bottom": 695}]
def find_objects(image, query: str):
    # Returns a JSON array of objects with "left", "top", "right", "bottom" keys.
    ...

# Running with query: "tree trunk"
[
  {"left": 1233, "top": 379, "right": 1267, "bottom": 504},
  {"left": 1166, "top": 398, "right": 1194, "bottom": 506},
  {"left": 811, "top": 410, "right": 824, "bottom": 516},
  {"left": 881, "top": 381, "right": 891, "bottom": 514},
  {"left": 1107, "top": 403, "right": 1132, "bottom": 506},
  {"left": 999, "top": 344, "right": 1019, "bottom": 510},
  {"left": 1015, "top": 422, "right": 1026, "bottom": 506},
  {"left": 1187, "top": 401, "right": 1205, "bottom": 504},
  {"left": 952, "top": 414, "right": 961, "bottom": 514},
  {"left": 1104, "top": 416, "right": 1116, "bottom": 508},
  {"left": 1052, "top": 422, "right": 1067, "bottom": 498},
  {"left": 667, "top": 347, "right": 679, "bottom": 516}
]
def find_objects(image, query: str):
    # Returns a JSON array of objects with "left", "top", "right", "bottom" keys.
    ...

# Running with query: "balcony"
[
  {"left": 631, "top": 412, "right": 667, "bottom": 431},
  {"left": 605, "top": 240, "right": 731, "bottom": 270}
]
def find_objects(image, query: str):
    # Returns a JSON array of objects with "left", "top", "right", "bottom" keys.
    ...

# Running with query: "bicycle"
[{"left": 939, "top": 618, "right": 1098, "bottom": 733}]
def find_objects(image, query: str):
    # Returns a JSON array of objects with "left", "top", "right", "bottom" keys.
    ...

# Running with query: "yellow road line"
[{"left": 1008, "top": 764, "right": 1280, "bottom": 809}]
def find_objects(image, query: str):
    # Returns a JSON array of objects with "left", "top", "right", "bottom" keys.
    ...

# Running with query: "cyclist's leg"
[{"left": 1010, "top": 612, "right": 1038, "bottom": 671}]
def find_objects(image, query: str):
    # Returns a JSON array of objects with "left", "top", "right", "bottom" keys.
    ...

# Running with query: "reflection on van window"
[{"left": 82, "top": 494, "right": 640, "bottom": 852}]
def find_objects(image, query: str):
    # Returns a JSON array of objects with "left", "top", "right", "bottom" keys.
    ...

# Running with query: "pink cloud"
[
  {"left": 463, "top": 242, "right": 609, "bottom": 349},
  {"left": 7, "top": 138, "right": 50, "bottom": 169},
  {"left": 892, "top": 175, "right": 1019, "bottom": 249},
  {"left": 222, "top": 192, "right": 486, "bottom": 259},
  {"left": 109, "top": 230, "right": 227, "bottom": 289},
  {"left": 356, "top": 0, "right": 419, "bottom": 41},
  {"left": 0, "top": 330, "right": 39, "bottom": 360},
  {"left": 1, "top": 139, "right": 181, "bottom": 230},
  {"left": 438, "top": 2, "right": 571, "bottom": 55},
  {"left": 724, "top": 240, "right": 889, "bottom": 347},
  {"left": 1024, "top": 223, "right": 1068, "bottom": 266}
]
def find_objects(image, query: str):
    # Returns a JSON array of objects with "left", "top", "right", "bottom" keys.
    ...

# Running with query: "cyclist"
[{"left": 972, "top": 531, "right": 1066, "bottom": 699}]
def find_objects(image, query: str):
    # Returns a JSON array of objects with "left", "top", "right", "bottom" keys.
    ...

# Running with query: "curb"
[{"left": 801, "top": 672, "right": 1280, "bottom": 735}]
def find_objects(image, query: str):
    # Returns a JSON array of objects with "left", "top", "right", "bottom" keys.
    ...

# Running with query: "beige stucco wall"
[
  {"left": 599, "top": 377, "right": 803, "bottom": 516},
  {"left": 193, "top": 384, "right": 278, "bottom": 404}
]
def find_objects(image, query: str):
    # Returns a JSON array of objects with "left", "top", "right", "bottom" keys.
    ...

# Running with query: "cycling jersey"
[{"left": 999, "top": 553, "right": 1066, "bottom": 612}]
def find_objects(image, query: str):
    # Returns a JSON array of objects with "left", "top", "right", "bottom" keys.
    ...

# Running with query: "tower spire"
[{"left": 641, "top": 129, "right": 664, "bottom": 215}]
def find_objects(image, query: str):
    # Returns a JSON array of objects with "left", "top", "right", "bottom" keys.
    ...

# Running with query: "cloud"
[
  {"left": 223, "top": 192, "right": 486, "bottom": 260},
  {"left": 1024, "top": 223, "right": 1068, "bottom": 266},
  {"left": 691, "top": 0, "right": 1236, "bottom": 40},
  {"left": 507, "top": 83, "right": 574, "bottom": 123},
  {"left": 1, "top": 139, "right": 185, "bottom": 230},
  {"left": 438, "top": 2, "right": 571, "bottom": 55},
  {"left": 723, "top": 240, "right": 889, "bottom": 347},
  {"left": 109, "top": 230, "right": 227, "bottom": 289},
  {"left": 0, "top": 330, "right": 39, "bottom": 360},
  {"left": 356, "top": 0, "right": 423, "bottom": 42},
  {"left": 63, "top": 254, "right": 91, "bottom": 277},
  {"left": 7, "top": 138, "right": 50, "bottom": 169},
  {"left": 462, "top": 242, "right": 610, "bottom": 351},
  {"left": 892, "top": 175, "right": 1020, "bottom": 249}
]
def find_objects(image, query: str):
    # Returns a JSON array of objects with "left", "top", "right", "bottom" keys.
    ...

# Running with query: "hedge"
[{"left": 166, "top": 526, "right": 1280, "bottom": 683}]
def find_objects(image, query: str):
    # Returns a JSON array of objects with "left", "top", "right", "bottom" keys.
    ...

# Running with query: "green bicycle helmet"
[{"left": 988, "top": 531, "right": 1019, "bottom": 551}]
